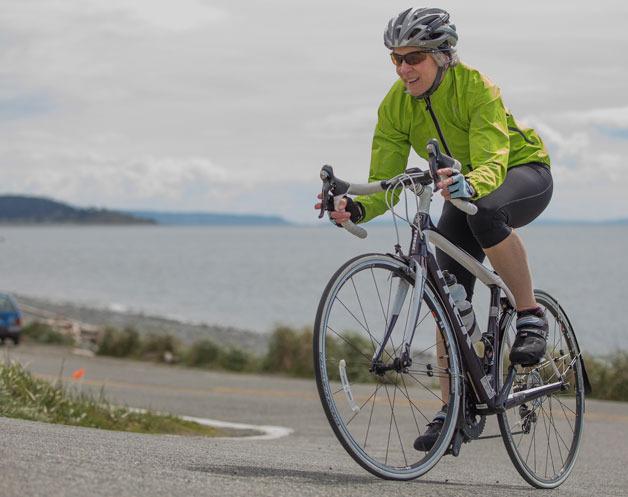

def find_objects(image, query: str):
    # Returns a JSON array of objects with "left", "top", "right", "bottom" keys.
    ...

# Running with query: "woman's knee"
[{"left": 466, "top": 204, "right": 510, "bottom": 249}]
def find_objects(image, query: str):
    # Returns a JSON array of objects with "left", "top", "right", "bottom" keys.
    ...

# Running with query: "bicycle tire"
[
  {"left": 314, "top": 253, "right": 461, "bottom": 480},
  {"left": 497, "top": 289, "right": 585, "bottom": 488}
]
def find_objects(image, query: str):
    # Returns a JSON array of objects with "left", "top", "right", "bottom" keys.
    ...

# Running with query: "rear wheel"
[
  {"left": 497, "top": 290, "right": 585, "bottom": 488},
  {"left": 314, "top": 254, "right": 461, "bottom": 480}
]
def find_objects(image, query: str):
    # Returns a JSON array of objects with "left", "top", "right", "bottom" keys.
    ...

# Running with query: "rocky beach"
[{"left": 15, "top": 294, "right": 269, "bottom": 354}]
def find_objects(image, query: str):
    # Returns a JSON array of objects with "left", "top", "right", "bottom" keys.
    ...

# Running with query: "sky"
[{"left": 1, "top": 0, "right": 627, "bottom": 223}]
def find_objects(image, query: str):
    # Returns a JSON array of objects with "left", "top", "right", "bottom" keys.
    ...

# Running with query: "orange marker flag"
[{"left": 71, "top": 368, "right": 85, "bottom": 380}]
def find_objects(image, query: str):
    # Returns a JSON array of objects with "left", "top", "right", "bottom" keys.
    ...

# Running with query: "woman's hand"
[
  {"left": 436, "top": 168, "right": 475, "bottom": 201},
  {"left": 315, "top": 193, "right": 351, "bottom": 225},
  {"left": 436, "top": 167, "right": 455, "bottom": 200}
]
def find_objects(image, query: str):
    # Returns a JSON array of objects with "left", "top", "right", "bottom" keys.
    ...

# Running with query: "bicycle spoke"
[
  {"left": 406, "top": 371, "right": 445, "bottom": 405},
  {"left": 383, "top": 382, "right": 407, "bottom": 467},
  {"left": 346, "top": 387, "right": 382, "bottom": 427},
  {"left": 553, "top": 395, "right": 577, "bottom": 417},
  {"left": 334, "top": 296, "right": 396, "bottom": 364},
  {"left": 371, "top": 267, "right": 389, "bottom": 325},
  {"left": 540, "top": 404, "right": 555, "bottom": 478},
  {"left": 543, "top": 399, "right": 570, "bottom": 457},
  {"left": 395, "top": 374, "right": 432, "bottom": 424},
  {"left": 524, "top": 414, "right": 535, "bottom": 465},
  {"left": 556, "top": 396, "right": 575, "bottom": 432},
  {"left": 334, "top": 297, "right": 374, "bottom": 341},
  {"left": 384, "top": 385, "right": 393, "bottom": 465},
  {"left": 398, "top": 373, "right": 422, "bottom": 431},
  {"left": 351, "top": 276, "right": 377, "bottom": 354},
  {"left": 386, "top": 269, "right": 394, "bottom": 324},
  {"left": 413, "top": 342, "right": 437, "bottom": 357},
  {"left": 326, "top": 355, "right": 371, "bottom": 367},
  {"left": 327, "top": 325, "right": 373, "bottom": 363},
  {"left": 363, "top": 384, "right": 380, "bottom": 448}
]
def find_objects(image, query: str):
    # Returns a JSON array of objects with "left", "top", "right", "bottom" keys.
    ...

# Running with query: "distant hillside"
[
  {"left": 0, "top": 195, "right": 154, "bottom": 225},
  {"left": 128, "top": 210, "right": 291, "bottom": 226}
]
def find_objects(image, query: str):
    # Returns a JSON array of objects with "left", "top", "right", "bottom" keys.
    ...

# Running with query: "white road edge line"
[
  {"left": 180, "top": 415, "right": 294, "bottom": 441},
  {"left": 129, "top": 408, "right": 293, "bottom": 441}
]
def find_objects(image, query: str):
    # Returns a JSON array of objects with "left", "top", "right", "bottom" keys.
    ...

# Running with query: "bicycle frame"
[{"left": 369, "top": 186, "right": 567, "bottom": 415}]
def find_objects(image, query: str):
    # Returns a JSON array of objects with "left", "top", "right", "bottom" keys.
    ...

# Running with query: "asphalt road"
[{"left": 1, "top": 344, "right": 626, "bottom": 497}]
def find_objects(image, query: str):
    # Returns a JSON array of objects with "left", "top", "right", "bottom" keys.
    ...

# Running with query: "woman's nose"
[{"left": 398, "top": 61, "right": 414, "bottom": 75}]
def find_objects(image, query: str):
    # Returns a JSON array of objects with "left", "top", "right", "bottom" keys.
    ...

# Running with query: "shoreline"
[{"left": 15, "top": 294, "right": 269, "bottom": 354}]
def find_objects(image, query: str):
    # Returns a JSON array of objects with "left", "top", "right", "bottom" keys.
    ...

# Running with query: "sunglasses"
[{"left": 390, "top": 51, "right": 430, "bottom": 66}]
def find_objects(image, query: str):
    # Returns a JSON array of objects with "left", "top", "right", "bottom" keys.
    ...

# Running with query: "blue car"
[{"left": 0, "top": 293, "right": 22, "bottom": 345}]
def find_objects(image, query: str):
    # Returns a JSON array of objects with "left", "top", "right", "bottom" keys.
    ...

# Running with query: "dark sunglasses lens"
[
  {"left": 391, "top": 51, "right": 427, "bottom": 66},
  {"left": 390, "top": 53, "right": 403, "bottom": 65},
  {"left": 405, "top": 52, "right": 427, "bottom": 65}
]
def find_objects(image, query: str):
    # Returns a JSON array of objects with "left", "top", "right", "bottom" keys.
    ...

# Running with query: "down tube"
[{"left": 426, "top": 254, "right": 496, "bottom": 406}]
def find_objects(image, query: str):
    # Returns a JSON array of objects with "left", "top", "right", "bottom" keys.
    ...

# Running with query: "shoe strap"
[
  {"left": 516, "top": 327, "right": 548, "bottom": 340},
  {"left": 516, "top": 315, "right": 548, "bottom": 337}
]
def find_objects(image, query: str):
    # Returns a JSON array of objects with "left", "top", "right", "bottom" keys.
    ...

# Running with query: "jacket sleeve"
[
  {"left": 464, "top": 77, "right": 510, "bottom": 199},
  {"left": 355, "top": 101, "right": 410, "bottom": 223}
]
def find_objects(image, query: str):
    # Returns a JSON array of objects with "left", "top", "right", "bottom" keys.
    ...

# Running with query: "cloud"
[
  {"left": 305, "top": 107, "right": 377, "bottom": 140},
  {"left": 562, "top": 106, "right": 628, "bottom": 128},
  {"left": 1, "top": 1, "right": 628, "bottom": 222},
  {"left": 0, "top": 131, "right": 249, "bottom": 209},
  {"left": 89, "top": 0, "right": 229, "bottom": 31},
  {"left": 0, "top": 92, "right": 54, "bottom": 120}
]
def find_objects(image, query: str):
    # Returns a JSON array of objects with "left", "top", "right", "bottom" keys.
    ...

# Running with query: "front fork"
[{"left": 370, "top": 255, "right": 427, "bottom": 372}]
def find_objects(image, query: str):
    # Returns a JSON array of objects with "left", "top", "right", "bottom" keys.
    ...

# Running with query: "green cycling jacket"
[{"left": 356, "top": 62, "right": 551, "bottom": 223}]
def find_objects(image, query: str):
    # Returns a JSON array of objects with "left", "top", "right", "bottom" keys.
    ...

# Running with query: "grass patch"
[
  {"left": 21, "top": 321, "right": 628, "bottom": 402},
  {"left": 585, "top": 352, "right": 628, "bottom": 402},
  {"left": 263, "top": 325, "right": 314, "bottom": 377},
  {"left": 95, "top": 326, "right": 258, "bottom": 372},
  {"left": 21, "top": 322, "right": 75, "bottom": 346},
  {"left": 0, "top": 361, "right": 218, "bottom": 436}
]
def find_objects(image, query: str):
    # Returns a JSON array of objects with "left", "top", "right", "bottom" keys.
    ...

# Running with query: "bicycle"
[{"left": 313, "top": 139, "right": 591, "bottom": 488}]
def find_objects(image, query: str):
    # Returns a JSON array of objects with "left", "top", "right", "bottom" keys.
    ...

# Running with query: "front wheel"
[
  {"left": 314, "top": 253, "right": 461, "bottom": 480},
  {"left": 497, "top": 290, "right": 585, "bottom": 488}
]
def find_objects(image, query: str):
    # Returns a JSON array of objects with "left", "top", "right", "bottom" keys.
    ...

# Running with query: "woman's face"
[{"left": 392, "top": 46, "right": 439, "bottom": 97}]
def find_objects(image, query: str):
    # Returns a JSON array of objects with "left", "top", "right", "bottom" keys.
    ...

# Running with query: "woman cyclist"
[{"left": 316, "top": 7, "right": 553, "bottom": 451}]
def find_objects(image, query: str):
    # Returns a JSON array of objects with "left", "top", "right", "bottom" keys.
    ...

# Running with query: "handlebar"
[{"left": 320, "top": 139, "right": 477, "bottom": 238}]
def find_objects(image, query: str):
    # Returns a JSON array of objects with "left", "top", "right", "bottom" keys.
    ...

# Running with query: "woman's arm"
[
  {"left": 354, "top": 101, "right": 411, "bottom": 223},
  {"left": 465, "top": 76, "right": 510, "bottom": 199}
]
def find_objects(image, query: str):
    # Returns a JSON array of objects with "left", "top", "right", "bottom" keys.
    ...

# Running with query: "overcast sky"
[{"left": 2, "top": 0, "right": 627, "bottom": 222}]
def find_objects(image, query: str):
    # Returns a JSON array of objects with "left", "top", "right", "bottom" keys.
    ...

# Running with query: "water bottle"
[{"left": 443, "top": 271, "right": 483, "bottom": 354}]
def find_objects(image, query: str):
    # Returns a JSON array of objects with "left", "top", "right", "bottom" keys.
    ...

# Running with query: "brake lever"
[
  {"left": 426, "top": 139, "right": 461, "bottom": 189},
  {"left": 319, "top": 165, "right": 333, "bottom": 219},
  {"left": 426, "top": 139, "right": 477, "bottom": 216}
]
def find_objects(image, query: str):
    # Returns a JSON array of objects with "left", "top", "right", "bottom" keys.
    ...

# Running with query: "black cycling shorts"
[{"left": 436, "top": 163, "right": 553, "bottom": 300}]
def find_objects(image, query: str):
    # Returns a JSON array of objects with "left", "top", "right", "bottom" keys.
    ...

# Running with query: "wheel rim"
[
  {"left": 499, "top": 292, "right": 584, "bottom": 487},
  {"left": 315, "top": 256, "right": 459, "bottom": 479}
]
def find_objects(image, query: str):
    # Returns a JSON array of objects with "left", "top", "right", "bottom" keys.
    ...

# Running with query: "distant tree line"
[{"left": 0, "top": 195, "right": 153, "bottom": 224}]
